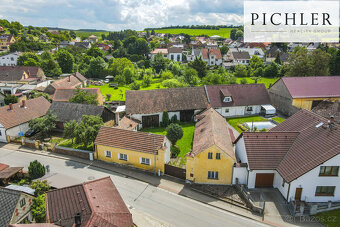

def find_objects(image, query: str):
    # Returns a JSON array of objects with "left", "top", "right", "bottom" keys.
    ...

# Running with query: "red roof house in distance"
[
  {"left": 201, "top": 48, "right": 222, "bottom": 66},
  {"left": 52, "top": 88, "right": 104, "bottom": 105},
  {"left": 269, "top": 76, "right": 340, "bottom": 116},
  {"left": 45, "top": 177, "right": 133, "bottom": 227}
]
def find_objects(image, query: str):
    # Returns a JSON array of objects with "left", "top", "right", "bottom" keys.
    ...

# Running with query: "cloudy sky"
[{"left": 0, "top": 0, "right": 244, "bottom": 30}]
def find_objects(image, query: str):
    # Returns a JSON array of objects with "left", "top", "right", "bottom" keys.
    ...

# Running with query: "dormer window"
[{"left": 223, "top": 96, "right": 232, "bottom": 102}]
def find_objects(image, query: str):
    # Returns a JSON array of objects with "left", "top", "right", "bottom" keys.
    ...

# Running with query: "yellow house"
[
  {"left": 186, "top": 108, "right": 236, "bottom": 184},
  {"left": 269, "top": 76, "right": 340, "bottom": 116},
  {"left": 0, "top": 34, "right": 15, "bottom": 51},
  {"left": 94, "top": 126, "right": 171, "bottom": 173}
]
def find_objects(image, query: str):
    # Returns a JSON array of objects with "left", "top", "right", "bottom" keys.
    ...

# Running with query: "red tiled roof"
[
  {"left": 9, "top": 224, "right": 60, "bottom": 227},
  {"left": 188, "top": 108, "right": 235, "bottom": 159},
  {"left": 242, "top": 132, "right": 299, "bottom": 170},
  {"left": 201, "top": 48, "right": 222, "bottom": 59},
  {"left": 114, "top": 116, "right": 139, "bottom": 131},
  {"left": 205, "top": 84, "right": 271, "bottom": 107},
  {"left": 47, "top": 76, "right": 82, "bottom": 92},
  {"left": 0, "top": 163, "right": 9, "bottom": 172},
  {"left": 46, "top": 177, "right": 133, "bottom": 227},
  {"left": 95, "top": 126, "right": 165, "bottom": 154},
  {"left": 281, "top": 76, "right": 340, "bottom": 98},
  {"left": 73, "top": 72, "right": 87, "bottom": 82},
  {"left": 151, "top": 48, "right": 168, "bottom": 54},
  {"left": 0, "top": 66, "right": 44, "bottom": 78},
  {"left": 52, "top": 88, "right": 100, "bottom": 102},
  {"left": 0, "top": 97, "right": 51, "bottom": 129}
]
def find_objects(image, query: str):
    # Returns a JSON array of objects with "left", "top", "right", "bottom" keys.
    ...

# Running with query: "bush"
[
  {"left": 166, "top": 123, "right": 183, "bottom": 145},
  {"left": 170, "top": 115, "right": 179, "bottom": 124},
  {"left": 30, "top": 180, "right": 51, "bottom": 196},
  {"left": 18, "top": 178, "right": 30, "bottom": 186},
  {"left": 31, "top": 194, "right": 46, "bottom": 223},
  {"left": 28, "top": 160, "right": 45, "bottom": 180},
  {"left": 171, "top": 145, "right": 180, "bottom": 158},
  {"left": 130, "top": 81, "right": 140, "bottom": 90},
  {"left": 161, "top": 111, "right": 170, "bottom": 127},
  {"left": 4, "top": 95, "right": 18, "bottom": 105},
  {"left": 240, "top": 78, "right": 247, "bottom": 84}
]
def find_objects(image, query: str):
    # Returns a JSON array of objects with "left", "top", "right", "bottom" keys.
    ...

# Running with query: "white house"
[
  {"left": 150, "top": 48, "right": 168, "bottom": 60},
  {"left": 233, "top": 110, "right": 340, "bottom": 206},
  {"left": 238, "top": 47, "right": 265, "bottom": 59},
  {"left": 168, "top": 47, "right": 182, "bottom": 62},
  {"left": 0, "top": 97, "right": 50, "bottom": 143},
  {"left": 0, "top": 52, "right": 21, "bottom": 66},
  {"left": 201, "top": 48, "right": 222, "bottom": 66},
  {"left": 204, "top": 84, "right": 275, "bottom": 118},
  {"left": 231, "top": 52, "right": 250, "bottom": 65}
]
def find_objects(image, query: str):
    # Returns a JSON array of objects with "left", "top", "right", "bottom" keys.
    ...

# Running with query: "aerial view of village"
[{"left": 0, "top": 0, "right": 339, "bottom": 227}]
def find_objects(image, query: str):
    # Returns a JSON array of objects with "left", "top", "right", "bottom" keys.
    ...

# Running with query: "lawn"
[
  {"left": 89, "top": 79, "right": 164, "bottom": 101},
  {"left": 236, "top": 77, "right": 279, "bottom": 88},
  {"left": 272, "top": 117, "right": 285, "bottom": 123},
  {"left": 72, "top": 31, "right": 110, "bottom": 40},
  {"left": 141, "top": 123, "right": 195, "bottom": 157},
  {"left": 227, "top": 116, "right": 269, "bottom": 133},
  {"left": 153, "top": 28, "right": 232, "bottom": 38},
  {"left": 58, "top": 139, "right": 94, "bottom": 151},
  {"left": 314, "top": 209, "right": 340, "bottom": 227}
]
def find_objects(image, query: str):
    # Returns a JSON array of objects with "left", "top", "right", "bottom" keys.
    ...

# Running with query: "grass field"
[
  {"left": 314, "top": 209, "right": 340, "bottom": 227},
  {"left": 273, "top": 117, "right": 285, "bottom": 123},
  {"left": 153, "top": 28, "right": 232, "bottom": 38},
  {"left": 72, "top": 31, "right": 110, "bottom": 40},
  {"left": 89, "top": 79, "right": 165, "bottom": 101},
  {"left": 236, "top": 77, "right": 279, "bottom": 88},
  {"left": 141, "top": 123, "right": 195, "bottom": 157}
]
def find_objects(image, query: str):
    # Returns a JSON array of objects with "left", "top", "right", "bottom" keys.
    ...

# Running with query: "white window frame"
[
  {"left": 140, "top": 157, "right": 151, "bottom": 165},
  {"left": 223, "top": 96, "right": 232, "bottom": 103},
  {"left": 118, "top": 153, "right": 128, "bottom": 161},
  {"left": 105, "top": 151, "right": 112, "bottom": 158}
]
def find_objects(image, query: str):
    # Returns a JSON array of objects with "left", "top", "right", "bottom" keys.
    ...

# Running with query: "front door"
[{"left": 295, "top": 188, "right": 302, "bottom": 201}]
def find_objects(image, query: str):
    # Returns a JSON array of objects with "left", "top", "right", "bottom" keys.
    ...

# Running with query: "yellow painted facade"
[
  {"left": 292, "top": 97, "right": 340, "bottom": 110},
  {"left": 95, "top": 144, "right": 166, "bottom": 173},
  {"left": 186, "top": 145, "right": 235, "bottom": 185}
]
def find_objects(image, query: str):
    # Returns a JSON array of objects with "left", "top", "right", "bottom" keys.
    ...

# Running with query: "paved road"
[{"left": 0, "top": 148, "right": 269, "bottom": 227}]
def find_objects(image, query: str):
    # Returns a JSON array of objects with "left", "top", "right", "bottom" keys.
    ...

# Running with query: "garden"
[{"left": 227, "top": 116, "right": 285, "bottom": 133}]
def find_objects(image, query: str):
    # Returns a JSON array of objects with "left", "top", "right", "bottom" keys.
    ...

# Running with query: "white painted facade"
[
  {"left": 0, "top": 52, "right": 21, "bottom": 66},
  {"left": 235, "top": 137, "right": 340, "bottom": 202},
  {"left": 232, "top": 166, "right": 248, "bottom": 185},
  {"left": 0, "top": 122, "right": 30, "bottom": 143},
  {"left": 163, "top": 138, "right": 171, "bottom": 164},
  {"left": 214, "top": 105, "right": 261, "bottom": 117},
  {"left": 168, "top": 53, "right": 182, "bottom": 62}
]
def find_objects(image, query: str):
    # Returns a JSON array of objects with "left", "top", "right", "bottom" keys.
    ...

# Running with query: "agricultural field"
[
  {"left": 72, "top": 31, "right": 110, "bottom": 40},
  {"left": 153, "top": 28, "right": 232, "bottom": 38}
]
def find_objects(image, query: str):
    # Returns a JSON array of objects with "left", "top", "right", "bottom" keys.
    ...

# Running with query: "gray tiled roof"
[{"left": 0, "top": 187, "right": 21, "bottom": 227}]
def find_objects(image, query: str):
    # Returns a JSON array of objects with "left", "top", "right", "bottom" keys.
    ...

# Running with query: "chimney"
[
  {"left": 74, "top": 213, "right": 81, "bottom": 227},
  {"left": 9, "top": 103, "right": 13, "bottom": 110},
  {"left": 68, "top": 75, "right": 71, "bottom": 82},
  {"left": 21, "top": 100, "right": 26, "bottom": 108},
  {"left": 328, "top": 115, "right": 335, "bottom": 130}
]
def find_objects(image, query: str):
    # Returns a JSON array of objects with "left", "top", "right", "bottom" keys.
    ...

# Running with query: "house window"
[
  {"left": 225, "top": 108, "right": 229, "bottom": 113},
  {"left": 223, "top": 97, "right": 232, "bottom": 103},
  {"left": 119, "top": 153, "right": 128, "bottom": 161},
  {"left": 208, "top": 171, "right": 219, "bottom": 179},
  {"left": 216, "top": 153, "right": 221, "bottom": 160},
  {"left": 208, "top": 152, "right": 213, "bottom": 159},
  {"left": 141, "top": 157, "right": 151, "bottom": 165},
  {"left": 20, "top": 198, "right": 26, "bottom": 207},
  {"left": 177, "top": 55, "right": 180, "bottom": 61},
  {"left": 246, "top": 107, "right": 253, "bottom": 111},
  {"left": 282, "top": 180, "right": 285, "bottom": 187},
  {"left": 315, "top": 186, "right": 335, "bottom": 196},
  {"left": 171, "top": 55, "right": 174, "bottom": 60},
  {"left": 0, "top": 130, "right": 2, "bottom": 136},
  {"left": 319, "top": 166, "right": 339, "bottom": 176},
  {"left": 105, "top": 151, "right": 112, "bottom": 158}
]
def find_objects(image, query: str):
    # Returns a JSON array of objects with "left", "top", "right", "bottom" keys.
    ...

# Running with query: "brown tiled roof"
[
  {"left": 73, "top": 72, "right": 87, "bottom": 82},
  {"left": 126, "top": 87, "right": 209, "bottom": 114},
  {"left": 281, "top": 76, "right": 340, "bottom": 98},
  {"left": 201, "top": 48, "right": 222, "bottom": 59},
  {"left": 168, "top": 47, "right": 182, "bottom": 53},
  {"left": 188, "top": 108, "right": 235, "bottom": 159},
  {"left": 52, "top": 88, "right": 100, "bottom": 102},
  {"left": 0, "top": 66, "right": 44, "bottom": 78},
  {"left": 232, "top": 52, "right": 250, "bottom": 60},
  {"left": 45, "top": 76, "right": 82, "bottom": 94},
  {"left": 9, "top": 224, "right": 60, "bottom": 227},
  {"left": 270, "top": 109, "right": 340, "bottom": 182},
  {"left": 242, "top": 132, "right": 299, "bottom": 170},
  {"left": 46, "top": 177, "right": 132, "bottom": 227},
  {"left": 0, "top": 97, "right": 51, "bottom": 129},
  {"left": 95, "top": 126, "right": 165, "bottom": 154},
  {"left": 0, "top": 163, "right": 9, "bottom": 172},
  {"left": 312, "top": 100, "right": 340, "bottom": 124},
  {"left": 205, "top": 84, "right": 271, "bottom": 107},
  {"left": 0, "top": 167, "right": 23, "bottom": 179},
  {"left": 115, "top": 116, "right": 139, "bottom": 131}
]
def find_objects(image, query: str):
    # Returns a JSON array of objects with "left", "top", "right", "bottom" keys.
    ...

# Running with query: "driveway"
[{"left": 249, "top": 188, "right": 324, "bottom": 227}]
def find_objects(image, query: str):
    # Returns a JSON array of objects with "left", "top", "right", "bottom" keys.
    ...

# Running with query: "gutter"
[{"left": 204, "top": 85, "right": 210, "bottom": 104}]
